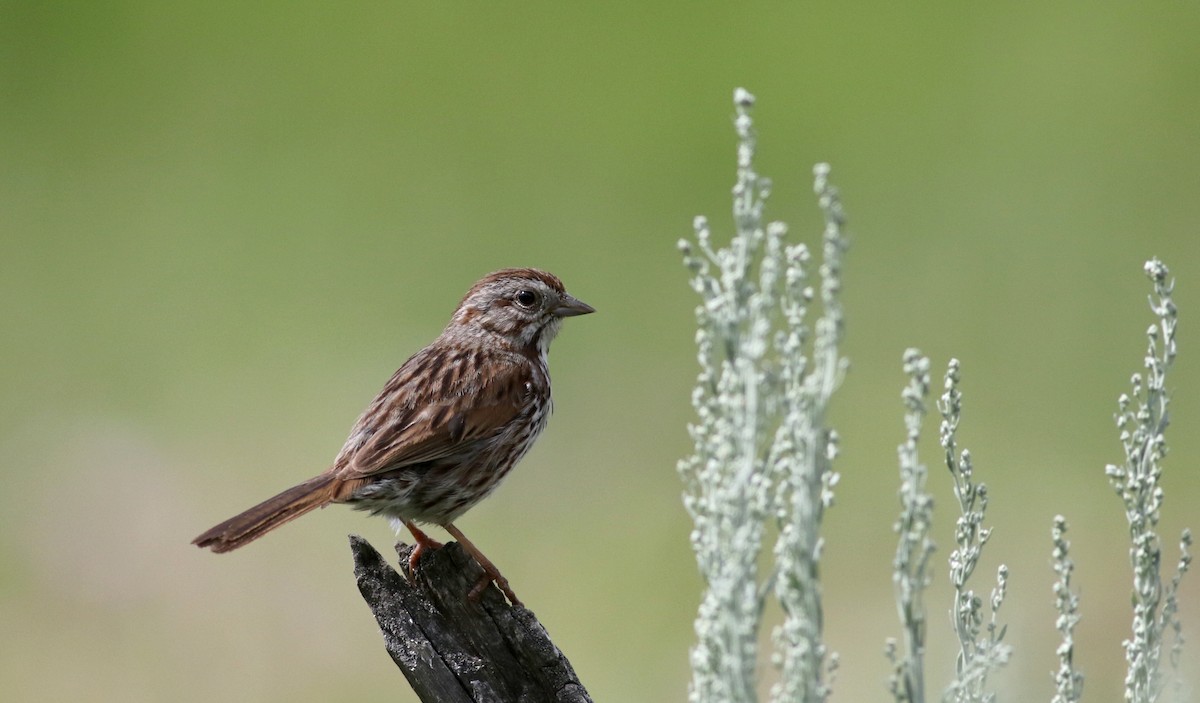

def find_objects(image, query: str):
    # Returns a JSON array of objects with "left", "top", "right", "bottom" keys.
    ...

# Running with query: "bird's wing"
[{"left": 335, "top": 357, "right": 531, "bottom": 480}]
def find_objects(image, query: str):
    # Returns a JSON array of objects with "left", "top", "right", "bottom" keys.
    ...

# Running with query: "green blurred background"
[{"left": 3, "top": 3, "right": 1198, "bottom": 701}]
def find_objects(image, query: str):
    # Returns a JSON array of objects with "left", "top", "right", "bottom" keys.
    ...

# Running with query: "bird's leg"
[
  {"left": 403, "top": 520, "right": 443, "bottom": 579},
  {"left": 443, "top": 523, "right": 522, "bottom": 607}
]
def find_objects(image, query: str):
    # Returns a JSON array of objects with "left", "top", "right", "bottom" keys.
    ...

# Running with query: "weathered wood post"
[{"left": 350, "top": 535, "right": 593, "bottom": 702}]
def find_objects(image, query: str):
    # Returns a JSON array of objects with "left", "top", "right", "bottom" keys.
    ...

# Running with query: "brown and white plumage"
[{"left": 193, "top": 268, "right": 593, "bottom": 604}]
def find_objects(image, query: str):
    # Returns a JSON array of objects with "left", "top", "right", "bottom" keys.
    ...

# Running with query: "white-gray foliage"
[
  {"left": 888, "top": 349, "right": 936, "bottom": 703},
  {"left": 678, "top": 87, "right": 848, "bottom": 703},
  {"left": 1104, "top": 259, "right": 1192, "bottom": 703},
  {"left": 885, "top": 354, "right": 1010, "bottom": 703},
  {"left": 1051, "top": 515, "right": 1084, "bottom": 703},
  {"left": 677, "top": 90, "right": 1190, "bottom": 703},
  {"left": 940, "top": 359, "right": 1011, "bottom": 703}
]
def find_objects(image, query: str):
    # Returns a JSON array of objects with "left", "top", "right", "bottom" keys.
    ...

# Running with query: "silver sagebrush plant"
[
  {"left": 1051, "top": 515, "right": 1084, "bottom": 703},
  {"left": 887, "top": 349, "right": 936, "bottom": 703},
  {"left": 679, "top": 87, "right": 848, "bottom": 703},
  {"left": 1105, "top": 259, "right": 1192, "bottom": 703},
  {"left": 886, "top": 353, "right": 1010, "bottom": 703},
  {"left": 940, "top": 359, "right": 1011, "bottom": 703}
]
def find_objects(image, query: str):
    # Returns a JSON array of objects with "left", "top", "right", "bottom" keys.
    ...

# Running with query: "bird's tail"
[{"left": 193, "top": 473, "right": 339, "bottom": 553}]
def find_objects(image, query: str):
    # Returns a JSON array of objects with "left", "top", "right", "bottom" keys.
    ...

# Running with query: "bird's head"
[{"left": 448, "top": 268, "right": 594, "bottom": 354}]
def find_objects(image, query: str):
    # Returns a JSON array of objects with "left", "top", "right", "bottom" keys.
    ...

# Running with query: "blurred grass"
[{"left": 2, "top": 2, "right": 1198, "bottom": 700}]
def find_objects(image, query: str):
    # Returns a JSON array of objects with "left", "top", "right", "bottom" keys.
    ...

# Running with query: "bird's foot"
[
  {"left": 403, "top": 521, "right": 444, "bottom": 581},
  {"left": 445, "top": 523, "right": 522, "bottom": 607}
]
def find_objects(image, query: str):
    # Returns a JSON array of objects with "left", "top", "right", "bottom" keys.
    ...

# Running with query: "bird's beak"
[{"left": 554, "top": 294, "right": 595, "bottom": 317}]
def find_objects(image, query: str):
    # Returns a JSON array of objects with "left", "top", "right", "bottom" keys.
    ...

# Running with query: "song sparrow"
[{"left": 193, "top": 268, "right": 594, "bottom": 606}]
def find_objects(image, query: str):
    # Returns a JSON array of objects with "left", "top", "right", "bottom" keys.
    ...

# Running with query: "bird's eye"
[{"left": 514, "top": 289, "right": 539, "bottom": 309}]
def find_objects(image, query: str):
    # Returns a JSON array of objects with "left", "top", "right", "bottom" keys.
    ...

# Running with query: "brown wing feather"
[{"left": 334, "top": 352, "right": 531, "bottom": 480}]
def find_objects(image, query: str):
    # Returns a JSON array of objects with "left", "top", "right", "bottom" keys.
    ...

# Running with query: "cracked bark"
[{"left": 350, "top": 535, "right": 594, "bottom": 703}]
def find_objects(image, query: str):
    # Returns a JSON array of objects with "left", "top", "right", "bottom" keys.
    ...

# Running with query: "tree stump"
[{"left": 349, "top": 535, "right": 594, "bottom": 703}]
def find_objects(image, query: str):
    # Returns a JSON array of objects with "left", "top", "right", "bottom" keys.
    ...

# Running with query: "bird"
[{"left": 193, "top": 268, "right": 594, "bottom": 606}]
